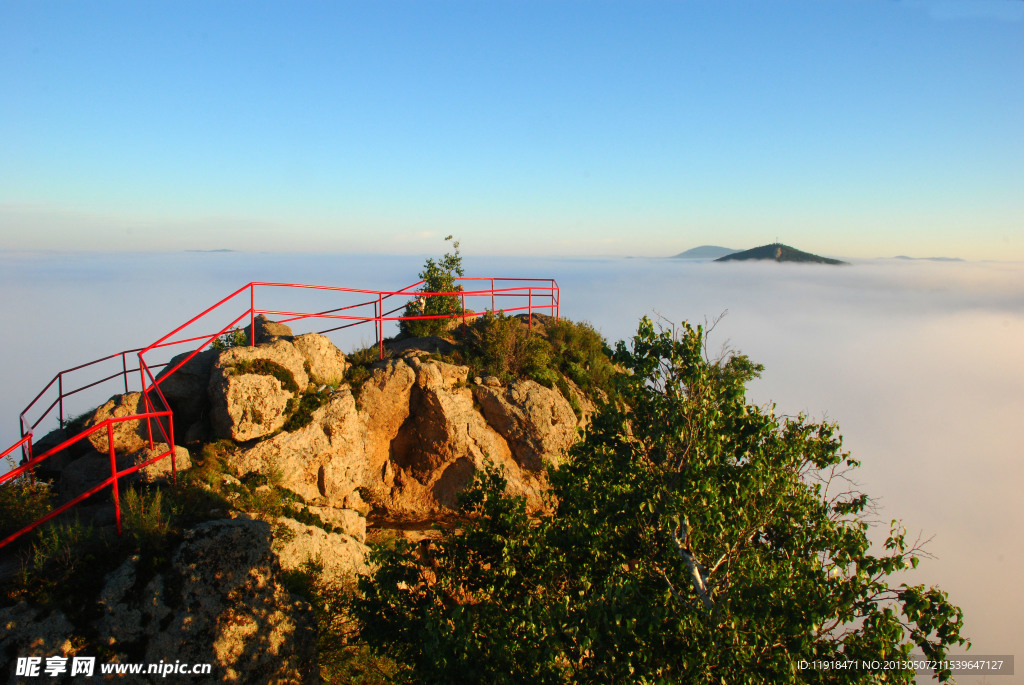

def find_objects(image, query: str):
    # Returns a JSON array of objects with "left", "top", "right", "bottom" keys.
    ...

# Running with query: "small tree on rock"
[{"left": 400, "top": 235, "right": 465, "bottom": 339}]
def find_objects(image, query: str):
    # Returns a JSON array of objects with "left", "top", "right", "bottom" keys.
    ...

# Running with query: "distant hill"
[
  {"left": 671, "top": 245, "right": 739, "bottom": 259},
  {"left": 714, "top": 243, "right": 846, "bottom": 265},
  {"left": 893, "top": 255, "right": 964, "bottom": 262}
]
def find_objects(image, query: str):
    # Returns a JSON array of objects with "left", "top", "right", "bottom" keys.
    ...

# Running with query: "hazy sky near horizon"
[{"left": 2, "top": 0, "right": 1022, "bottom": 260}]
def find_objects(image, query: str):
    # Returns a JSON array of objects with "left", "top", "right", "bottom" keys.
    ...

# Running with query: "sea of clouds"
[{"left": 1, "top": 250, "right": 1021, "bottom": 682}]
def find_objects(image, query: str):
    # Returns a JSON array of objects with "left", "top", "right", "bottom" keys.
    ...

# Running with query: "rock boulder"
[
  {"left": 152, "top": 347, "right": 218, "bottom": 438},
  {"left": 145, "top": 518, "right": 316, "bottom": 684},
  {"left": 59, "top": 443, "right": 190, "bottom": 500},
  {"left": 82, "top": 393, "right": 150, "bottom": 455},
  {"left": 272, "top": 517, "right": 369, "bottom": 586},
  {"left": 474, "top": 380, "right": 579, "bottom": 471},
  {"left": 292, "top": 333, "right": 348, "bottom": 386},
  {"left": 207, "top": 340, "right": 309, "bottom": 441},
  {"left": 243, "top": 314, "right": 294, "bottom": 344},
  {"left": 233, "top": 389, "right": 365, "bottom": 506},
  {"left": 359, "top": 358, "right": 547, "bottom": 521}
]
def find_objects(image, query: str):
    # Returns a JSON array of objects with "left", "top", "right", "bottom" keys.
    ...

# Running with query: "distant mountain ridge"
[
  {"left": 893, "top": 255, "right": 964, "bottom": 262},
  {"left": 671, "top": 245, "right": 739, "bottom": 259},
  {"left": 714, "top": 243, "right": 846, "bottom": 265}
]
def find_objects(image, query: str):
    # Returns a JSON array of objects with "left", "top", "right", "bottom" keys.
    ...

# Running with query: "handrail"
[{"left": 1, "top": 275, "right": 559, "bottom": 550}]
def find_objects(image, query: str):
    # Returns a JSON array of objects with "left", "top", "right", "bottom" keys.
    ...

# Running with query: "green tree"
[
  {"left": 355, "top": 317, "right": 967, "bottom": 684},
  {"left": 400, "top": 235, "right": 465, "bottom": 338}
]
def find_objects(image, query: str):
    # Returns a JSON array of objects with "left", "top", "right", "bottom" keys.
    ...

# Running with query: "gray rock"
[
  {"left": 25, "top": 426, "right": 90, "bottom": 481},
  {"left": 82, "top": 392, "right": 149, "bottom": 455},
  {"left": 305, "top": 505, "right": 367, "bottom": 542},
  {"left": 474, "top": 379, "right": 579, "bottom": 471},
  {"left": 145, "top": 518, "right": 316, "bottom": 684},
  {"left": 233, "top": 389, "right": 365, "bottom": 505},
  {"left": 152, "top": 347, "right": 218, "bottom": 434},
  {"left": 243, "top": 314, "right": 294, "bottom": 344},
  {"left": 207, "top": 340, "right": 310, "bottom": 441},
  {"left": 272, "top": 516, "right": 369, "bottom": 587},
  {"left": 0, "top": 602, "right": 75, "bottom": 680},
  {"left": 292, "top": 332, "right": 348, "bottom": 386},
  {"left": 59, "top": 443, "right": 190, "bottom": 500}
]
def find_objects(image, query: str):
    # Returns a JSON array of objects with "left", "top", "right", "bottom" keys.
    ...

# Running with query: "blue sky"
[{"left": 2, "top": 0, "right": 1021, "bottom": 259}]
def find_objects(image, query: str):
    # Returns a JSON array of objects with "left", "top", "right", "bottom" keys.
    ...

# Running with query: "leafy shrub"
[
  {"left": 230, "top": 358, "right": 299, "bottom": 392},
  {"left": 211, "top": 328, "right": 249, "bottom": 350},
  {"left": 9, "top": 516, "right": 118, "bottom": 611},
  {"left": 122, "top": 486, "right": 174, "bottom": 549},
  {"left": 0, "top": 477, "right": 53, "bottom": 541},
  {"left": 457, "top": 311, "right": 553, "bottom": 384},
  {"left": 544, "top": 318, "right": 617, "bottom": 399},
  {"left": 454, "top": 313, "right": 617, "bottom": 404},
  {"left": 284, "top": 392, "right": 329, "bottom": 432},
  {"left": 345, "top": 343, "right": 385, "bottom": 400}
]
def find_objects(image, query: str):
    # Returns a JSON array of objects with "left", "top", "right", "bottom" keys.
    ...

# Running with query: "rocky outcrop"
[
  {"left": 305, "top": 504, "right": 367, "bottom": 541},
  {"left": 3, "top": 311, "right": 612, "bottom": 681},
  {"left": 82, "top": 392, "right": 150, "bottom": 455},
  {"left": 232, "top": 389, "right": 365, "bottom": 506},
  {"left": 59, "top": 443, "right": 190, "bottom": 500},
  {"left": 358, "top": 356, "right": 548, "bottom": 521},
  {"left": 272, "top": 517, "right": 369, "bottom": 584},
  {"left": 474, "top": 380, "right": 580, "bottom": 471},
  {"left": 144, "top": 519, "right": 315, "bottom": 684},
  {"left": 207, "top": 330, "right": 586, "bottom": 522},
  {"left": 293, "top": 333, "right": 348, "bottom": 385},
  {"left": 207, "top": 340, "right": 309, "bottom": 441},
  {"left": 1, "top": 519, "right": 315, "bottom": 685}
]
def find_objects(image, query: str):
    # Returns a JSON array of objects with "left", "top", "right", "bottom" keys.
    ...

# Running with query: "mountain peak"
[{"left": 714, "top": 243, "right": 846, "bottom": 265}]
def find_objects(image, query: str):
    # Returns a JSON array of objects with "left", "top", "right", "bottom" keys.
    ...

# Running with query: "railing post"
[
  {"left": 378, "top": 294, "right": 383, "bottom": 360},
  {"left": 143, "top": 384, "right": 155, "bottom": 450},
  {"left": 26, "top": 438, "right": 35, "bottom": 485},
  {"left": 169, "top": 413, "right": 177, "bottom": 485},
  {"left": 19, "top": 419, "right": 28, "bottom": 468},
  {"left": 122, "top": 352, "right": 129, "bottom": 394},
  {"left": 491, "top": 278, "right": 495, "bottom": 312},
  {"left": 108, "top": 423, "right": 122, "bottom": 537},
  {"left": 461, "top": 293, "right": 466, "bottom": 332},
  {"left": 250, "top": 285, "right": 256, "bottom": 347},
  {"left": 528, "top": 288, "right": 533, "bottom": 331},
  {"left": 58, "top": 373, "right": 64, "bottom": 429}
]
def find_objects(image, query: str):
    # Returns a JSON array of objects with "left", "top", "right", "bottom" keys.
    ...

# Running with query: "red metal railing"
[{"left": 1, "top": 276, "right": 558, "bottom": 550}]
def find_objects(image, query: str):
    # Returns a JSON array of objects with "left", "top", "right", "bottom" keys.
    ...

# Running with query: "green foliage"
[
  {"left": 286, "top": 558, "right": 409, "bottom": 684},
  {"left": 122, "top": 485, "right": 174, "bottom": 549},
  {"left": 355, "top": 466, "right": 569, "bottom": 684},
  {"left": 354, "top": 317, "right": 968, "bottom": 684},
  {"left": 345, "top": 343, "right": 386, "bottom": 401},
  {"left": 0, "top": 477, "right": 53, "bottom": 541},
  {"left": 229, "top": 358, "right": 299, "bottom": 392},
  {"left": 284, "top": 392, "right": 329, "bottom": 432},
  {"left": 400, "top": 236, "right": 465, "bottom": 338},
  {"left": 453, "top": 313, "right": 618, "bottom": 404},
  {"left": 211, "top": 327, "right": 249, "bottom": 350},
  {"left": 457, "top": 311, "right": 553, "bottom": 385},
  {"left": 2, "top": 516, "right": 120, "bottom": 613}
]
